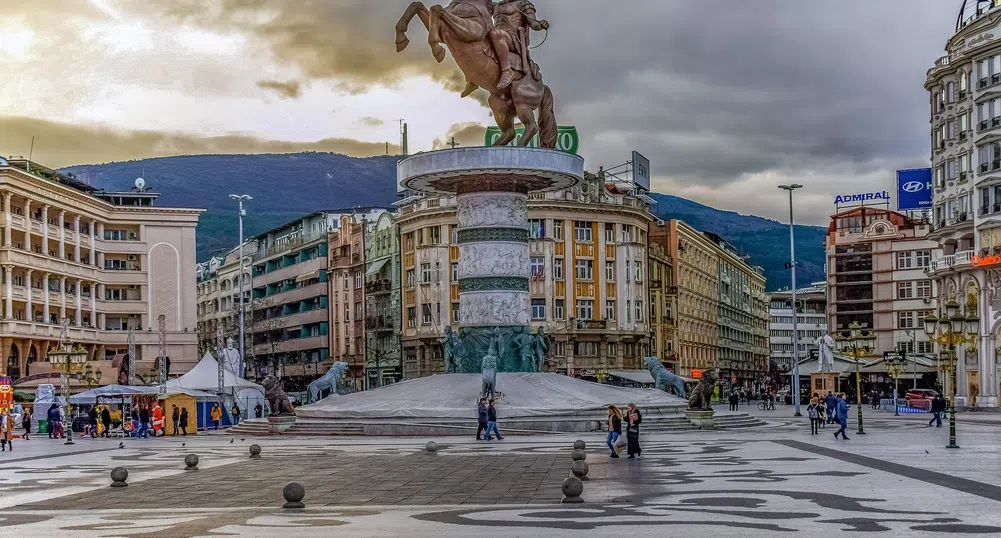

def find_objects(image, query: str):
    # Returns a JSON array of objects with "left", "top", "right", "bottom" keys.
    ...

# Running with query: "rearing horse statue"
[{"left": 396, "top": 0, "right": 558, "bottom": 149}]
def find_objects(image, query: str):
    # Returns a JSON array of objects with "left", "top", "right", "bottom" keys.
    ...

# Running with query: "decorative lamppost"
[
  {"left": 884, "top": 351, "right": 907, "bottom": 416},
  {"left": 47, "top": 318, "right": 90, "bottom": 445},
  {"left": 835, "top": 321, "right": 875, "bottom": 435},
  {"left": 924, "top": 299, "right": 979, "bottom": 449}
]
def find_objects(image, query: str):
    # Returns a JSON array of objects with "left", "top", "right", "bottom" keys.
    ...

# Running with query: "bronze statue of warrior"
[{"left": 489, "top": 0, "right": 548, "bottom": 90}]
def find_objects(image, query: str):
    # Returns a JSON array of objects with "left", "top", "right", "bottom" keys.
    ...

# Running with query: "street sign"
[{"left": 484, "top": 125, "right": 579, "bottom": 154}]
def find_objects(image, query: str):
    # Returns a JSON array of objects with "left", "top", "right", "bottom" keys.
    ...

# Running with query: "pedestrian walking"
[
  {"left": 928, "top": 393, "right": 946, "bottom": 427},
  {"left": 101, "top": 406, "right": 112, "bottom": 438},
  {"left": 825, "top": 391, "right": 837, "bottom": 424},
  {"left": 47, "top": 403, "right": 61, "bottom": 439},
  {"left": 211, "top": 403, "right": 222, "bottom": 430},
  {"left": 834, "top": 393, "right": 850, "bottom": 440},
  {"left": 606, "top": 405, "right": 622, "bottom": 458},
  {"left": 130, "top": 408, "right": 140, "bottom": 438},
  {"left": 22, "top": 407, "right": 31, "bottom": 440},
  {"left": 231, "top": 404, "right": 241, "bottom": 426},
  {"left": 179, "top": 408, "right": 189, "bottom": 436},
  {"left": 138, "top": 406, "right": 151, "bottom": 439},
  {"left": 87, "top": 406, "right": 98, "bottom": 438},
  {"left": 476, "top": 398, "right": 488, "bottom": 441},
  {"left": 171, "top": 405, "right": 180, "bottom": 436},
  {"left": 626, "top": 403, "right": 642, "bottom": 459},
  {"left": 484, "top": 399, "right": 503, "bottom": 440},
  {"left": 728, "top": 391, "right": 739, "bottom": 412},
  {"left": 1, "top": 410, "right": 14, "bottom": 452},
  {"left": 254, "top": 403, "right": 263, "bottom": 419},
  {"left": 807, "top": 397, "right": 821, "bottom": 435}
]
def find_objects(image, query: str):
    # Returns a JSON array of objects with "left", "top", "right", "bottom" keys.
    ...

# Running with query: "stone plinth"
[
  {"left": 267, "top": 415, "right": 296, "bottom": 434},
  {"left": 685, "top": 409, "right": 716, "bottom": 430},
  {"left": 810, "top": 372, "right": 839, "bottom": 399}
]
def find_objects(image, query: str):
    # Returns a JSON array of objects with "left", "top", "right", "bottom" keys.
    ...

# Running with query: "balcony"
[
  {"left": 0, "top": 248, "right": 99, "bottom": 280},
  {"left": 0, "top": 320, "right": 100, "bottom": 342},
  {"left": 365, "top": 280, "right": 393, "bottom": 295},
  {"left": 575, "top": 320, "right": 607, "bottom": 331},
  {"left": 365, "top": 316, "right": 394, "bottom": 331}
]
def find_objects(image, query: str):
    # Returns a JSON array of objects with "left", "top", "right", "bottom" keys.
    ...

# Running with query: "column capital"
[
  {"left": 24, "top": 268, "right": 32, "bottom": 275},
  {"left": 73, "top": 215, "right": 80, "bottom": 223}
]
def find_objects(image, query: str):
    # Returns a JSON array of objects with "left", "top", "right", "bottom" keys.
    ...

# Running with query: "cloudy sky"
[{"left": 0, "top": 0, "right": 959, "bottom": 224}]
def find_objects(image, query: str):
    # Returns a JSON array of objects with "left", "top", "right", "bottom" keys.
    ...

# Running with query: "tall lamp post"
[
  {"left": 884, "top": 351, "right": 907, "bottom": 416},
  {"left": 47, "top": 319, "right": 89, "bottom": 446},
  {"left": 778, "top": 184, "right": 804, "bottom": 416},
  {"left": 924, "top": 299, "right": 979, "bottom": 449},
  {"left": 229, "top": 194, "right": 252, "bottom": 378},
  {"left": 835, "top": 321, "right": 874, "bottom": 435}
]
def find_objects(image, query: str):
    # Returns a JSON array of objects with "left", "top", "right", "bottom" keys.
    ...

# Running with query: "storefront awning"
[
  {"left": 365, "top": 258, "right": 389, "bottom": 276},
  {"left": 295, "top": 270, "right": 321, "bottom": 283}
]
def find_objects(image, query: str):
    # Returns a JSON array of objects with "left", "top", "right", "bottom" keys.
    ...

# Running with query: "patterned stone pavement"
[{"left": 2, "top": 409, "right": 1001, "bottom": 536}]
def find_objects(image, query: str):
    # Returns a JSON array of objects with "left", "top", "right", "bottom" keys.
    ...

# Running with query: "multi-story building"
[
  {"left": 248, "top": 212, "right": 332, "bottom": 392},
  {"left": 195, "top": 241, "right": 256, "bottom": 359},
  {"left": 923, "top": 0, "right": 1001, "bottom": 407},
  {"left": 708, "top": 232, "right": 770, "bottom": 389},
  {"left": 0, "top": 157, "right": 201, "bottom": 386},
  {"left": 650, "top": 220, "right": 719, "bottom": 377},
  {"left": 826, "top": 208, "right": 940, "bottom": 363},
  {"left": 396, "top": 170, "right": 654, "bottom": 380},
  {"left": 363, "top": 211, "right": 402, "bottom": 388},
  {"left": 767, "top": 282, "right": 828, "bottom": 371},
  {"left": 328, "top": 215, "right": 367, "bottom": 387},
  {"left": 648, "top": 242, "right": 676, "bottom": 370}
]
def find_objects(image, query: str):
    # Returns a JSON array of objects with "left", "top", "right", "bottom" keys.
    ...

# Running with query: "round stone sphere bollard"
[
  {"left": 110, "top": 467, "right": 129, "bottom": 488},
  {"left": 571, "top": 459, "right": 590, "bottom": 481},
  {"left": 573, "top": 439, "right": 586, "bottom": 450},
  {"left": 561, "top": 476, "right": 584, "bottom": 503},
  {"left": 571, "top": 449, "right": 586, "bottom": 462},
  {"left": 283, "top": 482, "right": 306, "bottom": 509},
  {"left": 184, "top": 454, "right": 199, "bottom": 471},
  {"left": 426, "top": 441, "right": 438, "bottom": 454},
  {"left": 249, "top": 444, "right": 262, "bottom": 459}
]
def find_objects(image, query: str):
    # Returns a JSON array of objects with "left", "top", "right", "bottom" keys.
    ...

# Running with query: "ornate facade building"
[
  {"left": 923, "top": 0, "right": 1001, "bottom": 408},
  {"left": 0, "top": 157, "right": 201, "bottom": 387},
  {"left": 395, "top": 170, "right": 654, "bottom": 381},
  {"left": 648, "top": 242, "right": 676, "bottom": 372},
  {"left": 363, "top": 212, "right": 402, "bottom": 388},
  {"left": 767, "top": 282, "right": 827, "bottom": 371},
  {"left": 195, "top": 241, "right": 255, "bottom": 359},
  {"left": 328, "top": 215, "right": 367, "bottom": 386}
]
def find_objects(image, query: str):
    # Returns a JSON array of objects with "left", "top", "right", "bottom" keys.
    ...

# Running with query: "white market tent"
[
  {"left": 167, "top": 352, "right": 267, "bottom": 413},
  {"left": 69, "top": 385, "right": 159, "bottom": 405}
]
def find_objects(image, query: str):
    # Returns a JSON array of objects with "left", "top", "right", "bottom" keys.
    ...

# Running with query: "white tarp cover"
[
  {"left": 609, "top": 370, "right": 655, "bottom": 384},
  {"left": 167, "top": 352, "right": 264, "bottom": 392},
  {"left": 297, "top": 373, "right": 686, "bottom": 420}
]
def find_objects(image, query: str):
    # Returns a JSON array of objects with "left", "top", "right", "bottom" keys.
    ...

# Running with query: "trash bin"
[{"left": 38, "top": 419, "right": 48, "bottom": 434}]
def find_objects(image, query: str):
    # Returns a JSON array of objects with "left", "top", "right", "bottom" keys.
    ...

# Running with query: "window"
[
  {"left": 343, "top": 274, "right": 349, "bottom": 290},
  {"left": 436, "top": 302, "right": 441, "bottom": 323},
  {"left": 405, "top": 269, "right": 415, "bottom": 288},
  {"left": 916, "top": 280, "right": 933, "bottom": 298},
  {"left": 354, "top": 272, "right": 362, "bottom": 289},
  {"left": 553, "top": 258, "right": 564, "bottom": 280},
  {"left": 898, "top": 311, "right": 915, "bottom": 329},
  {"left": 915, "top": 251, "right": 931, "bottom": 268},
  {"left": 624, "top": 261, "right": 631, "bottom": 282},
  {"left": 553, "top": 221, "right": 564, "bottom": 240},
  {"left": 606, "top": 300, "right": 615, "bottom": 321},
  {"left": 529, "top": 219, "right": 546, "bottom": 239},
  {"left": 407, "top": 307, "right": 417, "bottom": 327},
  {"left": 575, "top": 342, "right": 598, "bottom": 356},
  {"left": 917, "top": 341, "right": 934, "bottom": 354},
  {"left": 897, "top": 251, "right": 912, "bottom": 269},
  {"left": 554, "top": 299, "right": 564, "bottom": 320},
  {"left": 531, "top": 299, "right": 546, "bottom": 320},
  {"left": 421, "top": 263, "right": 432, "bottom": 284},
  {"left": 897, "top": 282, "right": 914, "bottom": 299},
  {"left": 355, "top": 301, "right": 363, "bottom": 319},
  {"left": 451, "top": 262, "right": 459, "bottom": 282},
  {"left": 916, "top": 310, "right": 931, "bottom": 328},
  {"left": 604, "top": 223, "right": 614, "bottom": 243},
  {"left": 607, "top": 342, "right": 618, "bottom": 357},
  {"left": 575, "top": 259, "right": 593, "bottom": 281},
  {"left": 574, "top": 221, "right": 593, "bottom": 242},
  {"left": 634, "top": 261, "right": 643, "bottom": 282},
  {"left": 451, "top": 226, "right": 458, "bottom": 245},
  {"left": 104, "top": 229, "right": 130, "bottom": 241},
  {"left": 435, "top": 262, "right": 441, "bottom": 283},
  {"left": 626, "top": 300, "right": 632, "bottom": 322},
  {"left": 636, "top": 300, "right": 643, "bottom": 322},
  {"left": 576, "top": 299, "right": 593, "bottom": 320},
  {"left": 105, "top": 288, "right": 123, "bottom": 301},
  {"left": 429, "top": 226, "right": 441, "bottom": 244},
  {"left": 530, "top": 257, "right": 545, "bottom": 279},
  {"left": 451, "top": 303, "right": 460, "bottom": 323},
  {"left": 344, "top": 302, "right": 350, "bottom": 322},
  {"left": 605, "top": 261, "right": 615, "bottom": 281},
  {"left": 422, "top": 304, "right": 433, "bottom": 324}
]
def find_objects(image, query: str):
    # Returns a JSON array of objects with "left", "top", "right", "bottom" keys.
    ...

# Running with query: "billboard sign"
[
  {"left": 834, "top": 191, "right": 890, "bottom": 205},
  {"left": 896, "top": 168, "right": 933, "bottom": 210},
  {"left": 484, "top": 125, "right": 579, "bottom": 154},
  {"left": 632, "top": 150, "right": 651, "bottom": 191}
]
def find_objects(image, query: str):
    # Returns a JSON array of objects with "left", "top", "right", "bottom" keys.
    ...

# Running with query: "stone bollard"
[
  {"left": 249, "top": 444, "right": 262, "bottom": 459},
  {"left": 561, "top": 476, "right": 584, "bottom": 503},
  {"left": 110, "top": 467, "right": 128, "bottom": 488},
  {"left": 571, "top": 449, "right": 586, "bottom": 462},
  {"left": 283, "top": 482, "right": 306, "bottom": 509},
  {"left": 426, "top": 441, "right": 438, "bottom": 454},
  {"left": 571, "top": 459, "right": 590, "bottom": 481},
  {"left": 184, "top": 454, "right": 199, "bottom": 471},
  {"left": 573, "top": 439, "right": 586, "bottom": 450}
]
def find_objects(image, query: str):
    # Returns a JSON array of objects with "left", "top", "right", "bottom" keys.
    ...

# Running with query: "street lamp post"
[
  {"left": 924, "top": 299, "right": 979, "bottom": 449},
  {"left": 884, "top": 351, "right": 907, "bottom": 417},
  {"left": 229, "top": 194, "right": 252, "bottom": 378},
  {"left": 835, "top": 321, "right": 875, "bottom": 435},
  {"left": 778, "top": 184, "right": 804, "bottom": 417},
  {"left": 47, "top": 318, "right": 89, "bottom": 445}
]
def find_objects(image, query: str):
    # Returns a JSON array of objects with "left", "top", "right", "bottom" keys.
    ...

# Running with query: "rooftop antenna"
[
  {"left": 398, "top": 119, "right": 408, "bottom": 156},
  {"left": 27, "top": 136, "right": 34, "bottom": 173}
]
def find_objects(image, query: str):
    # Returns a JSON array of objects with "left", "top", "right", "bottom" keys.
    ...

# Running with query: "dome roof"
[{"left": 957, "top": 0, "right": 1001, "bottom": 32}]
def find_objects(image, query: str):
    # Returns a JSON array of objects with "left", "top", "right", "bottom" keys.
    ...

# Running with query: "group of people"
[
  {"left": 806, "top": 391, "right": 851, "bottom": 439},
  {"left": 605, "top": 403, "right": 643, "bottom": 459},
  {"left": 209, "top": 403, "right": 243, "bottom": 430},
  {"left": 476, "top": 398, "right": 503, "bottom": 440}
]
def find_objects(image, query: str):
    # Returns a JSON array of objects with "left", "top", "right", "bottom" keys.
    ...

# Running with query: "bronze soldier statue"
[{"left": 489, "top": 0, "right": 549, "bottom": 90}]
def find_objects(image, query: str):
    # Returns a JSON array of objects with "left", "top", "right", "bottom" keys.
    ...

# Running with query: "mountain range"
[{"left": 61, "top": 152, "right": 826, "bottom": 290}]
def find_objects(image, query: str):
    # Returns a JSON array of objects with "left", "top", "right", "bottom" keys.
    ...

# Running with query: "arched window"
[{"left": 6, "top": 345, "right": 20, "bottom": 380}]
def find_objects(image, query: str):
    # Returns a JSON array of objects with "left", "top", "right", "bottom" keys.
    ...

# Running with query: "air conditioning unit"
[
  {"left": 129, "top": 285, "right": 139, "bottom": 290},
  {"left": 922, "top": 298, "right": 931, "bottom": 304},
  {"left": 127, "top": 254, "right": 137, "bottom": 261},
  {"left": 128, "top": 232, "right": 138, "bottom": 240},
  {"left": 656, "top": 219, "right": 666, "bottom": 226}
]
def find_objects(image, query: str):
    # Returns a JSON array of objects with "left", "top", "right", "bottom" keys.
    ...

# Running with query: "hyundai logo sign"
[
  {"left": 901, "top": 181, "right": 925, "bottom": 193},
  {"left": 896, "top": 168, "right": 933, "bottom": 210}
]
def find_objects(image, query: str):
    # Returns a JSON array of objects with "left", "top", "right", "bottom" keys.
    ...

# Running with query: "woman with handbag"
[
  {"left": 626, "top": 403, "right": 642, "bottom": 459},
  {"left": 606, "top": 406, "right": 622, "bottom": 458}
]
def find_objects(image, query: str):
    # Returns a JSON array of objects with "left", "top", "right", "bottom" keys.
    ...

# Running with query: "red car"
[{"left": 904, "top": 389, "right": 939, "bottom": 410}]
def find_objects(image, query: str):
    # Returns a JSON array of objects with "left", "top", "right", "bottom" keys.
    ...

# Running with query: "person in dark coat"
[
  {"left": 171, "top": 405, "right": 180, "bottom": 436},
  {"left": 254, "top": 403, "right": 263, "bottom": 419},
  {"left": 476, "top": 398, "right": 488, "bottom": 440},
  {"left": 179, "top": 408, "right": 189, "bottom": 436},
  {"left": 928, "top": 393, "right": 947, "bottom": 427},
  {"left": 47, "top": 403, "right": 61, "bottom": 439},
  {"left": 101, "top": 406, "right": 112, "bottom": 438},
  {"left": 87, "top": 406, "right": 98, "bottom": 438},
  {"left": 22, "top": 407, "right": 31, "bottom": 440},
  {"left": 728, "top": 391, "right": 739, "bottom": 411},
  {"left": 825, "top": 391, "right": 837, "bottom": 424},
  {"left": 626, "top": 402, "right": 642, "bottom": 458},
  {"left": 484, "top": 399, "right": 503, "bottom": 440},
  {"left": 138, "top": 406, "right": 151, "bottom": 439}
]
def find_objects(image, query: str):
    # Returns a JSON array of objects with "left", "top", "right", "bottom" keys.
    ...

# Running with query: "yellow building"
[
  {"left": 648, "top": 242, "right": 676, "bottom": 370},
  {"left": 396, "top": 170, "right": 655, "bottom": 381}
]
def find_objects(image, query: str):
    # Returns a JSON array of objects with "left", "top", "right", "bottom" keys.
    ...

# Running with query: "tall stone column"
[
  {"left": 89, "top": 219, "right": 97, "bottom": 266},
  {"left": 978, "top": 286, "right": 998, "bottom": 407},
  {"left": 74, "top": 216, "right": 81, "bottom": 263},
  {"left": 24, "top": 269, "right": 32, "bottom": 321},
  {"left": 89, "top": 280, "right": 97, "bottom": 328},
  {"left": 74, "top": 279, "right": 82, "bottom": 326},
  {"left": 59, "top": 276, "right": 67, "bottom": 321},
  {"left": 23, "top": 199, "right": 31, "bottom": 252},
  {"left": 3, "top": 264, "right": 12, "bottom": 320},
  {"left": 58, "top": 210, "right": 65, "bottom": 259},
  {"left": 42, "top": 273, "right": 50, "bottom": 323},
  {"left": 956, "top": 343, "right": 969, "bottom": 407},
  {"left": 3, "top": 192, "right": 11, "bottom": 247},
  {"left": 41, "top": 205, "right": 48, "bottom": 254}
]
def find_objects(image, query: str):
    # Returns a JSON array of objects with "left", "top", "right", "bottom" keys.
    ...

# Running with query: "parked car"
[{"left": 904, "top": 388, "right": 938, "bottom": 410}]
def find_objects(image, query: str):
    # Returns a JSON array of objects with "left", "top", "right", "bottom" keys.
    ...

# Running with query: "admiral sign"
[{"left": 834, "top": 191, "right": 890, "bottom": 206}]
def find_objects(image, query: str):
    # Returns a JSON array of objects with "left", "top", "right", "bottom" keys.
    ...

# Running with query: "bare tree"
[{"left": 249, "top": 296, "right": 287, "bottom": 378}]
